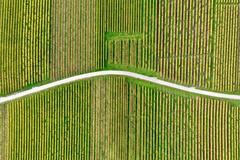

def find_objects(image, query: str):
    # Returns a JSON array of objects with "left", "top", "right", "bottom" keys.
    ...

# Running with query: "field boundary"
[
  {"left": 105, "top": 32, "right": 143, "bottom": 41},
  {"left": 0, "top": 70, "right": 240, "bottom": 105}
]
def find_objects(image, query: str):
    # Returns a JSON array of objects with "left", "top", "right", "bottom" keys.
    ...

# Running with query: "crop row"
[
  {"left": 128, "top": 83, "right": 240, "bottom": 159},
  {"left": 0, "top": 106, "right": 8, "bottom": 159},
  {"left": 213, "top": 4, "right": 240, "bottom": 92},
  {"left": 104, "top": 0, "right": 240, "bottom": 93},
  {"left": 0, "top": 0, "right": 51, "bottom": 95},
  {"left": 1, "top": 0, "right": 239, "bottom": 95},
  {"left": 2, "top": 76, "right": 240, "bottom": 159},
  {"left": 51, "top": 0, "right": 104, "bottom": 80},
  {"left": 5, "top": 81, "right": 92, "bottom": 159},
  {"left": 0, "top": 0, "right": 105, "bottom": 95}
]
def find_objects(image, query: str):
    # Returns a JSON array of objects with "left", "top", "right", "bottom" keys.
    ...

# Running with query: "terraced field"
[{"left": 1, "top": 77, "right": 240, "bottom": 159}]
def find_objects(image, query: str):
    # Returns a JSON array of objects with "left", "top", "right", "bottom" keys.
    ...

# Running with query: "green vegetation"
[
  {"left": 212, "top": 1, "right": 240, "bottom": 92},
  {"left": 50, "top": 0, "right": 104, "bottom": 80},
  {"left": 0, "top": 0, "right": 239, "bottom": 159},
  {"left": 0, "top": 0, "right": 51, "bottom": 95},
  {"left": 1, "top": 76, "right": 240, "bottom": 159},
  {"left": 1, "top": 0, "right": 239, "bottom": 95},
  {"left": 105, "top": 32, "right": 143, "bottom": 41},
  {"left": 0, "top": 105, "right": 8, "bottom": 159},
  {"left": 103, "top": 0, "right": 240, "bottom": 93}
]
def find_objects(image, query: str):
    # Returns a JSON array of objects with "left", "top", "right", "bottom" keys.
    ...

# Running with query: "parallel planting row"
[
  {"left": 0, "top": 0, "right": 51, "bottom": 95},
  {"left": 213, "top": 3, "right": 240, "bottom": 92},
  {"left": 1, "top": 0, "right": 239, "bottom": 95},
  {"left": 1, "top": 77, "right": 240, "bottom": 159},
  {"left": 104, "top": 0, "right": 240, "bottom": 93},
  {"left": 0, "top": 0, "right": 104, "bottom": 95},
  {"left": 0, "top": 106, "right": 7, "bottom": 160},
  {"left": 51, "top": 0, "right": 104, "bottom": 80}
]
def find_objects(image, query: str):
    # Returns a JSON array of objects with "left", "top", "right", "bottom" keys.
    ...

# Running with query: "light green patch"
[
  {"left": 105, "top": 63, "right": 158, "bottom": 77},
  {"left": 105, "top": 32, "right": 143, "bottom": 41}
]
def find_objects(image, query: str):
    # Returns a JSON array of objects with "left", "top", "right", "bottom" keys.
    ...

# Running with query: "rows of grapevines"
[
  {"left": 89, "top": 77, "right": 129, "bottom": 159},
  {"left": 213, "top": 1, "right": 240, "bottom": 92},
  {"left": 2, "top": 76, "right": 240, "bottom": 159},
  {"left": 0, "top": 105, "right": 8, "bottom": 159},
  {"left": 128, "top": 81, "right": 240, "bottom": 159},
  {"left": 104, "top": 0, "right": 240, "bottom": 93},
  {"left": 3, "top": 77, "right": 127, "bottom": 159},
  {"left": 50, "top": 0, "right": 104, "bottom": 80},
  {"left": 6, "top": 81, "right": 92, "bottom": 159},
  {"left": 101, "top": 0, "right": 143, "bottom": 33},
  {"left": 0, "top": 0, "right": 51, "bottom": 95},
  {"left": 1, "top": 0, "right": 239, "bottom": 95}
]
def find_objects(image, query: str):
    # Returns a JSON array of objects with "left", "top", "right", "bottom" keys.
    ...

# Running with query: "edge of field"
[
  {"left": 1, "top": 73, "right": 240, "bottom": 106},
  {"left": 105, "top": 65, "right": 240, "bottom": 95},
  {"left": 0, "top": 105, "right": 8, "bottom": 160}
]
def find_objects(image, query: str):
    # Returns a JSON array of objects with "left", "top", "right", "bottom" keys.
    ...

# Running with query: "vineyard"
[
  {"left": 0, "top": 0, "right": 104, "bottom": 95},
  {"left": 104, "top": 0, "right": 240, "bottom": 93},
  {"left": 0, "top": 104, "right": 7, "bottom": 160},
  {"left": 0, "top": 0, "right": 240, "bottom": 159},
  {"left": 1, "top": 0, "right": 239, "bottom": 95},
  {"left": 0, "top": 0, "right": 51, "bottom": 95},
  {"left": 1, "top": 76, "right": 240, "bottom": 159},
  {"left": 51, "top": 0, "right": 105, "bottom": 79}
]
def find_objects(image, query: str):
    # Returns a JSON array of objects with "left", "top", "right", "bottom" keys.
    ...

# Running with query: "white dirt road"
[{"left": 0, "top": 70, "right": 240, "bottom": 104}]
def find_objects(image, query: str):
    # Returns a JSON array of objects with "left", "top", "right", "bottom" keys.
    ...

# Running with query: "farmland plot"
[
  {"left": 0, "top": 0, "right": 51, "bottom": 95},
  {"left": 0, "top": 105, "right": 8, "bottom": 160},
  {"left": 51, "top": 0, "right": 104, "bottom": 80},
  {"left": 1, "top": 76, "right": 240, "bottom": 159},
  {"left": 104, "top": 0, "right": 240, "bottom": 93},
  {"left": 1, "top": 0, "right": 239, "bottom": 95},
  {"left": 127, "top": 81, "right": 240, "bottom": 159},
  {"left": 1, "top": 77, "right": 128, "bottom": 159},
  {"left": 213, "top": 2, "right": 240, "bottom": 92}
]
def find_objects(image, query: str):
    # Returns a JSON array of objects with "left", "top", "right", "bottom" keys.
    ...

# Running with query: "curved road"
[{"left": 0, "top": 70, "right": 240, "bottom": 104}]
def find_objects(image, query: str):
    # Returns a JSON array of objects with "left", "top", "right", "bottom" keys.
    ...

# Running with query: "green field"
[
  {"left": 0, "top": 0, "right": 105, "bottom": 95},
  {"left": 1, "top": 0, "right": 240, "bottom": 159},
  {"left": 1, "top": 77, "right": 240, "bottom": 159},
  {"left": 103, "top": 0, "right": 240, "bottom": 93},
  {"left": 51, "top": 0, "right": 105, "bottom": 79},
  {"left": 0, "top": 0, "right": 51, "bottom": 95},
  {"left": 0, "top": 103, "right": 7, "bottom": 160},
  {"left": 1, "top": 0, "right": 239, "bottom": 95}
]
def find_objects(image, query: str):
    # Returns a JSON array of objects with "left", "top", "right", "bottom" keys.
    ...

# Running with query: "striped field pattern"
[
  {"left": 0, "top": 105, "right": 8, "bottom": 160},
  {"left": 51, "top": 0, "right": 104, "bottom": 80},
  {"left": 104, "top": 0, "right": 240, "bottom": 93},
  {"left": 0, "top": 1, "right": 240, "bottom": 159},
  {"left": 1, "top": 76, "right": 240, "bottom": 159},
  {"left": 0, "top": 0, "right": 51, "bottom": 95},
  {"left": 1, "top": 0, "right": 239, "bottom": 95}
]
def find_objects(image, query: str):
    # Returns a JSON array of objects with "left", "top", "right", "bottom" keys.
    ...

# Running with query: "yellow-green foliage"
[
  {"left": 50, "top": 0, "right": 104, "bottom": 80},
  {"left": 0, "top": 0, "right": 51, "bottom": 95},
  {"left": 0, "top": 106, "right": 8, "bottom": 160},
  {"left": 104, "top": 0, "right": 240, "bottom": 93},
  {"left": 2, "top": 76, "right": 240, "bottom": 159},
  {"left": 1, "top": 0, "right": 239, "bottom": 95}
]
